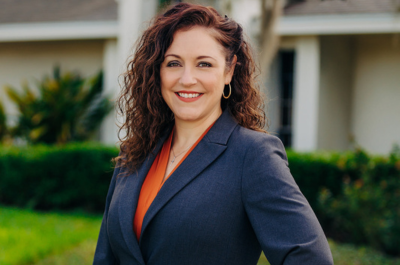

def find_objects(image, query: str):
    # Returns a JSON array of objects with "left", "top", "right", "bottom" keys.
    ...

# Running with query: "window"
[{"left": 278, "top": 51, "right": 294, "bottom": 148}]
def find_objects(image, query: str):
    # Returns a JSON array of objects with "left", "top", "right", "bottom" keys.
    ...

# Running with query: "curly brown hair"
[{"left": 115, "top": 2, "right": 266, "bottom": 174}]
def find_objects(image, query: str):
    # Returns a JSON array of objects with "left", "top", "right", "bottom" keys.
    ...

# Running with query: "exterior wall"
[
  {"left": 101, "top": 39, "right": 120, "bottom": 145},
  {"left": 0, "top": 39, "right": 105, "bottom": 123},
  {"left": 351, "top": 34, "right": 400, "bottom": 154},
  {"left": 317, "top": 35, "right": 354, "bottom": 151},
  {"left": 0, "top": 0, "right": 158, "bottom": 145},
  {"left": 266, "top": 53, "right": 281, "bottom": 136},
  {"left": 292, "top": 35, "right": 320, "bottom": 151}
]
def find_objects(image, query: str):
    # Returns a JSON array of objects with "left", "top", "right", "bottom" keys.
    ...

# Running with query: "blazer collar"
[
  {"left": 118, "top": 109, "right": 238, "bottom": 261},
  {"left": 205, "top": 108, "right": 239, "bottom": 145},
  {"left": 140, "top": 109, "right": 238, "bottom": 241},
  {"left": 118, "top": 126, "right": 172, "bottom": 265}
]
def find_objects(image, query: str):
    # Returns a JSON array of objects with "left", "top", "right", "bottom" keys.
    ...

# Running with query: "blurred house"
[
  {"left": 0, "top": 0, "right": 157, "bottom": 145},
  {"left": 1, "top": 0, "right": 399, "bottom": 154},
  {"left": 267, "top": 0, "right": 400, "bottom": 154}
]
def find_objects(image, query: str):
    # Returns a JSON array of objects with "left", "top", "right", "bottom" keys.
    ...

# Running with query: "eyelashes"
[
  {"left": 198, "top": 62, "right": 212, "bottom": 67},
  {"left": 166, "top": 61, "right": 212, "bottom": 68},
  {"left": 167, "top": 61, "right": 181, "bottom": 67}
]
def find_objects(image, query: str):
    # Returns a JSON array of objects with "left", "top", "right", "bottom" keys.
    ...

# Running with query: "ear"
[{"left": 225, "top": 55, "right": 237, "bottom": 84}]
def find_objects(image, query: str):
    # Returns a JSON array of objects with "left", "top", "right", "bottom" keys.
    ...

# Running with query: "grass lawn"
[
  {"left": 0, "top": 206, "right": 102, "bottom": 265},
  {"left": 38, "top": 240, "right": 400, "bottom": 265},
  {"left": 257, "top": 240, "right": 400, "bottom": 265},
  {"left": 1, "top": 206, "right": 400, "bottom": 265}
]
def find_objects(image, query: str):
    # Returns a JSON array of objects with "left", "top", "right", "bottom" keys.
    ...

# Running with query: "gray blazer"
[{"left": 93, "top": 109, "right": 333, "bottom": 265}]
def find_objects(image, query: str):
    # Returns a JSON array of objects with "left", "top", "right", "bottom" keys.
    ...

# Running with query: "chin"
[{"left": 174, "top": 111, "right": 202, "bottom": 122}]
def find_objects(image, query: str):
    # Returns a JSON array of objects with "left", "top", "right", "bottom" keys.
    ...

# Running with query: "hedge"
[
  {"left": 1, "top": 144, "right": 399, "bottom": 255},
  {"left": 0, "top": 144, "right": 395, "bottom": 212},
  {"left": 317, "top": 151, "right": 400, "bottom": 256},
  {"left": 0, "top": 143, "right": 118, "bottom": 212},
  {"left": 286, "top": 148, "right": 370, "bottom": 211},
  {"left": 0, "top": 144, "right": 348, "bottom": 211}
]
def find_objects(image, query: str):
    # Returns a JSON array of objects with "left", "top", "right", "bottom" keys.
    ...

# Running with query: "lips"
[
  {"left": 175, "top": 91, "right": 203, "bottom": 102},
  {"left": 177, "top": 92, "right": 201, "bottom": 98}
]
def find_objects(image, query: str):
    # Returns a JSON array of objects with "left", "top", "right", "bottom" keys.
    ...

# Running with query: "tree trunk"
[{"left": 259, "top": 0, "right": 282, "bottom": 79}]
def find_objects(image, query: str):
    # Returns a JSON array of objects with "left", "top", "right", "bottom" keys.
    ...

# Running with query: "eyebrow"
[{"left": 164, "top": 54, "right": 216, "bottom": 61}]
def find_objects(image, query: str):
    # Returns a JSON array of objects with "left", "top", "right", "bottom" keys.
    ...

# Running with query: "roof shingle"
[
  {"left": 0, "top": 0, "right": 118, "bottom": 24},
  {"left": 284, "top": 0, "right": 399, "bottom": 16}
]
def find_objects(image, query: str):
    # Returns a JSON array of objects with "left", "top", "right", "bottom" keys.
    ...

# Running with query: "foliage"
[
  {"left": 0, "top": 143, "right": 118, "bottom": 211},
  {"left": 259, "top": 239, "right": 400, "bottom": 265},
  {"left": 0, "top": 206, "right": 102, "bottom": 265},
  {"left": 5, "top": 207, "right": 399, "bottom": 265},
  {"left": 28, "top": 241, "right": 400, "bottom": 265},
  {"left": 287, "top": 148, "right": 379, "bottom": 212},
  {"left": 318, "top": 148, "right": 400, "bottom": 256},
  {"left": 1, "top": 144, "right": 400, "bottom": 256},
  {"left": 285, "top": 149, "right": 346, "bottom": 211},
  {"left": 0, "top": 100, "right": 7, "bottom": 142},
  {"left": 328, "top": 239, "right": 400, "bottom": 265},
  {"left": 4, "top": 67, "right": 113, "bottom": 144}
]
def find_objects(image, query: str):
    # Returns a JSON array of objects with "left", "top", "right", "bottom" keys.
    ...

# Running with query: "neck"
[{"left": 172, "top": 108, "right": 222, "bottom": 151}]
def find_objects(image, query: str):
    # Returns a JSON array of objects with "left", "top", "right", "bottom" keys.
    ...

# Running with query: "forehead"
[{"left": 166, "top": 26, "right": 226, "bottom": 58}]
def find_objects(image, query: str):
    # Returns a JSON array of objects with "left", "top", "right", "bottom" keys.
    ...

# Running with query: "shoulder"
[{"left": 230, "top": 125, "right": 288, "bottom": 162}]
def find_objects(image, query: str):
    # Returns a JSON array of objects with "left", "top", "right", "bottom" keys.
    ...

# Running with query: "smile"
[
  {"left": 177, "top": 92, "right": 201, "bottom": 98},
  {"left": 175, "top": 92, "right": 204, "bottom": 102}
]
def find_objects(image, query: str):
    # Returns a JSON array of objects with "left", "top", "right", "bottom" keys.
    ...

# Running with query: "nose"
[{"left": 179, "top": 66, "right": 197, "bottom": 87}]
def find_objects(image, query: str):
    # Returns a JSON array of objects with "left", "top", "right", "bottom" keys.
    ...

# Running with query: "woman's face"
[{"left": 160, "top": 26, "right": 235, "bottom": 124}]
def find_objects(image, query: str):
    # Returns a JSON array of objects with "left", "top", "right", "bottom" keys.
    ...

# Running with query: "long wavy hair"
[{"left": 115, "top": 2, "right": 267, "bottom": 174}]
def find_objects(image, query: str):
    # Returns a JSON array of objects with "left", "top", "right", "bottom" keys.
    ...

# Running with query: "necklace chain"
[{"left": 171, "top": 145, "right": 192, "bottom": 164}]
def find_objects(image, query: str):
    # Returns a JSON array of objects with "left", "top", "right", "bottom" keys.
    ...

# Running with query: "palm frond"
[{"left": 4, "top": 66, "right": 112, "bottom": 144}]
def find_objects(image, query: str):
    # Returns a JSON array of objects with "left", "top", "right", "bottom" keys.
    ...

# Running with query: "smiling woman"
[
  {"left": 160, "top": 26, "right": 236, "bottom": 131},
  {"left": 93, "top": 3, "right": 333, "bottom": 265}
]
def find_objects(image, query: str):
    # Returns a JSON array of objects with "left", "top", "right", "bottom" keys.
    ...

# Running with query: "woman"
[{"left": 94, "top": 3, "right": 333, "bottom": 265}]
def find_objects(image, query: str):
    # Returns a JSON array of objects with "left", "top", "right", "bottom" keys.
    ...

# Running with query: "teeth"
[{"left": 178, "top": 93, "right": 200, "bottom": 98}]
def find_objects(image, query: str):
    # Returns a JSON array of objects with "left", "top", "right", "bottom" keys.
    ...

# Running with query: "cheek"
[
  {"left": 160, "top": 71, "right": 171, "bottom": 99},
  {"left": 160, "top": 86, "right": 172, "bottom": 109},
  {"left": 160, "top": 69, "right": 167, "bottom": 88},
  {"left": 160, "top": 68, "right": 179, "bottom": 90},
  {"left": 200, "top": 72, "right": 225, "bottom": 93},
  {"left": 161, "top": 87, "right": 167, "bottom": 101}
]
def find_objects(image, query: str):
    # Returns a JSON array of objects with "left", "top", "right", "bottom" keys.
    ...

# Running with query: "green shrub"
[
  {"left": 318, "top": 150, "right": 400, "bottom": 256},
  {"left": 286, "top": 148, "right": 373, "bottom": 213},
  {"left": 1, "top": 144, "right": 399, "bottom": 256},
  {"left": 4, "top": 66, "right": 113, "bottom": 144},
  {"left": 286, "top": 150, "right": 345, "bottom": 210},
  {"left": 0, "top": 101, "right": 7, "bottom": 142},
  {"left": 0, "top": 143, "right": 118, "bottom": 211},
  {"left": 1, "top": 144, "right": 346, "bottom": 212}
]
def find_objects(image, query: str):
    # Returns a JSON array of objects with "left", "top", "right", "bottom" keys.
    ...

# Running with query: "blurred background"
[{"left": 0, "top": 0, "right": 399, "bottom": 264}]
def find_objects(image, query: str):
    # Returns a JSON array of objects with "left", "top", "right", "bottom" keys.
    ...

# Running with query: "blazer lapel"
[
  {"left": 118, "top": 126, "right": 173, "bottom": 264},
  {"left": 139, "top": 109, "right": 238, "bottom": 244}
]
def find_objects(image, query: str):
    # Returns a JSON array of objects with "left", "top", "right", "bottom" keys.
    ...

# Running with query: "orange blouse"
[{"left": 133, "top": 124, "right": 214, "bottom": 241}]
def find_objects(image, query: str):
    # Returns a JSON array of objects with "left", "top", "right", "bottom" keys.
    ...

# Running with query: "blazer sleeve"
[
  {"left": 93, "top": 160, "right": 121, "bottom": 264},
  {"left": 241, "top": 134, "right": 333, "bottom": 265}
]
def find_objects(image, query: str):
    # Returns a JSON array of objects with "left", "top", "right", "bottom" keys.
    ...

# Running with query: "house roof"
[
  {"left": 284, "top": 0, "right": 399, "bottom": 16},
  {"left": 0, "top": 0, "right": 118, "bottom": 24}
]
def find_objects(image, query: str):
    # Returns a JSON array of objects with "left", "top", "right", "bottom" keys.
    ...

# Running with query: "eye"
[
  {"left": 198, "top": 62, "right": 212, "bottom": 67},
  {"left": 167, "top": 61, "right": 181, "bottom": 67}
]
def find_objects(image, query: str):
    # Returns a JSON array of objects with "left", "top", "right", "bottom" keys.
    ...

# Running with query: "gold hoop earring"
[{"left": 223, "top": 83, "right": 231, "bottom": 99}]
